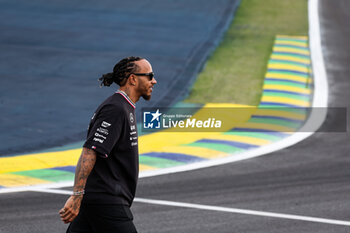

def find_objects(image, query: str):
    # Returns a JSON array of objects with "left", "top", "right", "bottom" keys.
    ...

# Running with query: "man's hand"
[
  {"left": 59, "top": 195, "right": 83, "bottom": 224},
  {"left": 59, "top": 148, "right": 96, "bottom": 224}
]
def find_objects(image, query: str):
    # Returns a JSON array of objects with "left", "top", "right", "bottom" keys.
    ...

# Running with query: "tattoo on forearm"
[{"left": 73, "top": 148, "right": 96, "bottom": 192}]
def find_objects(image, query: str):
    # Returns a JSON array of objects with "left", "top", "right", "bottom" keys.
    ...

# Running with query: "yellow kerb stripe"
[
  {"left": 273, "top": 47, "right": 310, "bottom": 55},
  {"left": 139, "top": 132, "right": 222, "bottom": 154},
  {"left": 268, "top": 64, "right": 310, "bottom": 73},
  {"left": 263, "top": 85, "right": 311, "bottom": 94},
  {"left": 0, "top": 173, "right": 50, "bottom": 187},
  {"left": 145, "top": 146, "right": 228, "bottom": 159},
  {"left": 0, "top": 149, "right": 81, "bottom": 174},
  {"left": 139, "top": 164, "right": 156, "bottom": 171},
  {"left": 203, "top": 134, "right": 270, "bottom": 146},
  {"left": 266, "top": 74, "right": 310, "bottom": 83},
  {"left": 253, "top": 109, "right": 307, "bottom": 120},
  {"left": 240, "top": 122, "right": 296, "bottom": 132}
]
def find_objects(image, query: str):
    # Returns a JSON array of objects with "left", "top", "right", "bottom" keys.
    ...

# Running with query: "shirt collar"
[{"left": 116, "top": 90, "right": 136, "bottom": 109}]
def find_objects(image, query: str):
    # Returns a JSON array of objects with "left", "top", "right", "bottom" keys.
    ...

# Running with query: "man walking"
[{"left": 59, "top": 56, "right": 157, "bottom": 233}]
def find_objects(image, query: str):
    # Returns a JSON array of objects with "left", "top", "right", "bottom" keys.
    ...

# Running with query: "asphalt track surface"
[
  {"left": 0, "top": 0, "right": 239, "bottom": 156},
  {"left": 1, "top": 0, "right": 350, "bottom": 233}
]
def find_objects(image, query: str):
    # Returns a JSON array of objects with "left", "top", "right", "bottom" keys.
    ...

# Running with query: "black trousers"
[{"left": 66, "top": 204, "right": 137, "bottom": 233}]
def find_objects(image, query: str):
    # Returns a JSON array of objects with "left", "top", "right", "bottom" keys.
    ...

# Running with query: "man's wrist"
[{"left": 72, "top": 190, "right": 85, "bottom": 196}]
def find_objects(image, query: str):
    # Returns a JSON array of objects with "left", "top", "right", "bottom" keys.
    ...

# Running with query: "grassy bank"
[{"left": 185, "top": 0, "right": 308, "bottom": 106}]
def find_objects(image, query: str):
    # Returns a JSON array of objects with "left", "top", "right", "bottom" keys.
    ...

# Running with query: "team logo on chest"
[{"left": 129, "top": 113, "right": 134, "bottom": 124}]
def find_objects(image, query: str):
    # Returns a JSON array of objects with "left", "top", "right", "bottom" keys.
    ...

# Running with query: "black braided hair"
[{"left": 99, "top": 56, "right": 143, "bottom": 87}]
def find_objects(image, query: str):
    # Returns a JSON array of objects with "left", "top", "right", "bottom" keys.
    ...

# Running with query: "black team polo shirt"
[{"left": 82, "top": 90, "right": 138, "bottom": 206}]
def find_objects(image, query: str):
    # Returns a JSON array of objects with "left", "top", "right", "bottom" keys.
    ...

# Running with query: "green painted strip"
[
  {"left": 249, "top": 118, "right": 302, "bottom": 128},
  {"left": 263, "top": 92, "right": 310, "bottom": 101},
  {"left": 172, "top": 101, "right": 204, "bottom": 108},
  {"left": 267, "top": 70, "right": 309, "bottom": 78},
  {"left": 270, "top": 58, "right": 310, "bottom": 65},
  {"left": 265, "top": 80, "right": 308, "bottom": 88},
  {"left": 140, "top": 156, "right": 184, "bottom": 168},
  {"left": 11, "top": 169, "right": 74, "bottom": 182},
  {"left": 268, "top": 60, "right": 310, "bottom": 69},
  {"left": 274, "top": 43, "right": 308, "bottom": 48},
  {"left": 223, "top": 132, "right": 281, "bottom": 141},
  {"left": 275, "top": 38, "right": 308, "bottom": 43},
  {"left": 186, "top": 143, "right": 243, "bottom": 154}
]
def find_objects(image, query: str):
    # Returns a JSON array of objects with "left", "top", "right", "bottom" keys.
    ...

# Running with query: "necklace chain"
[{"left": 118, "top": 90, "right": 135, "bottom": 105}]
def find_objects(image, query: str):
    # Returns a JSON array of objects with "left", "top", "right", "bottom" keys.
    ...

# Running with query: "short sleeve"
[{"left": 83, "top": 104, "right": 124, "bottom": 158}]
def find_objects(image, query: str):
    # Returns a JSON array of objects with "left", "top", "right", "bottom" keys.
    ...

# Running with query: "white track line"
[
  {"left": 0, "top": 0, "right": 328, "bottom": 193},
  {"left": 30, "top": 188, "right": 350, "bottom": 227},
  {"left": 0, "top": 181, "right": 73, "bottom": 194},
  {"left": 134, "top": 198, "right": 350, "bottom": 227}
]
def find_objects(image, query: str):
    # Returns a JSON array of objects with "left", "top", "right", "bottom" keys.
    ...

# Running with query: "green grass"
[{"left": 185, "top": 0, "right": 308, "bottom": 106}]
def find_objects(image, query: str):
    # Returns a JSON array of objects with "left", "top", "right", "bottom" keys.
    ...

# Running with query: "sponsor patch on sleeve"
[{"left": 101, "top": 121, "right": 111, "bottom": 128}]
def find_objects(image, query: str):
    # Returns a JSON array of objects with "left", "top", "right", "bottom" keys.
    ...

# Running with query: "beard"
[{"left": 142, "top": 93, "right": 151, "bottom": 101}]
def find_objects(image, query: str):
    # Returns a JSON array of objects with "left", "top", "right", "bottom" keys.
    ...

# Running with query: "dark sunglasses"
[{"left": 132, "top": 72, "right": 154, "bottom": 81}]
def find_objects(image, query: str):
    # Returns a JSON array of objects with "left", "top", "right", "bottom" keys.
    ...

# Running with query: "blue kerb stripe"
[
  {"left": 272, "top": 52, "right": 310, "bottom": 58},
  {"left": 269, "top": 59, "right": 310, "bottom": 66},
  {"left": 251, "top": 115, "right": 304, "bottom": 123},
  {"left": 51, "top": 166, "right": 76, "bottom": 173},
  {"left": 263, "top": 89, "right": 310, "bottom": 97},
  {"left": 274, "top": 44, "right": 309, "bottom": 50},
  {"left": 268, "top": 69, "right": 309, "bottom": 76},
  {"left": 196, "top": 139, "right": 259, "bottom": 150},
  {"left": 265, "top": 78, "right": 308, "bottom": 85},
  {"left": 260, "top": 102, "right": 308, "bottom": 108},
  {"left": 141, "top": 152, "right": 206, "bottom": 163},
  {"left": 232, "top": 128, "right": 289, "bottom": 137}
]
